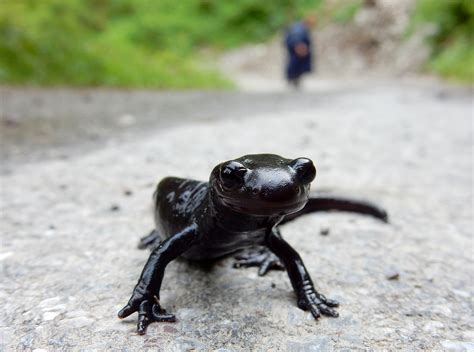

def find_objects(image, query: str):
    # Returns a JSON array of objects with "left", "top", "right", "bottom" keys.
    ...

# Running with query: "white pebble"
[
  {"left": 117, "top": 114, "right": 136, "bottom": 126},
  {"left": 0, "top": 252, "right": 13, "bottom": 261},
  {"left": 432, "top": 305, "right": 452, "bottom": 316},
  {"left": 42, "top": 304, "right": 66, "bottom": 313},
  {"left": 451, "top": 289, "right": 471, "bottom": 298},
  {"left": 38, "top": 297, "right": 61, "bottom": 308},
  {"left": 441, "top": 340, "right": 474, "bottom": 351},
  {"left": 62, "top": 317, "right": 94, "bottom": 328},
  {"left": 423, "top": 321, "right": 444, "bottom": 333},
  {"left": 42, "top": 311, "right": 60, "bottom": 321}
]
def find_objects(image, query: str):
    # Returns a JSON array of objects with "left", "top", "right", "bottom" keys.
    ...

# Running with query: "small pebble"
[
  {"left": 405, "top": 310, "right": 423, "bottom": 317},
  {"left": 124, "top": 189, "right": 133, "bottom": 196},
  {"left": 271, "top": 283, "right": 276, "bottom": 288},
  {"left": 3, "top": 118, "right": 19, "bottom": 127},
  {"left": 320, "top": 227, "right": 330, "bottom": 236},
  {"left": 0, "top": 252, "right": 13, "bottom": 261},
  {"left": 385, "top": 270, "right": 400, "bottom": 281},
  {"left": 163, "top": 326, "right": 178, "bottom": 334},
  {"left": 62, "top": 317, "right": 93, "bottom": 328},
  {"left": 441, "top": 340, "right": 474, "bottom": 351},
  {"left": 82, "top": 93, "right": 92, "bottom": 102},
  {"left": 117, "top": 114, "right": 136, "bottom": 126},
  {"left": 110, "top": 204, "right": 121, "bottom": 212},
  {"left": 43, "top": 311, "right": 60, "bottom": 321}
]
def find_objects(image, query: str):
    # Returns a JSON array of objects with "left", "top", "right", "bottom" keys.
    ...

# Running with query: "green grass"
[
  {"left": 0, "top": 0, "right": 322, "bottom": 88},
  {"left": 429, "top": 37, "right": 474, "bottom": 82}
]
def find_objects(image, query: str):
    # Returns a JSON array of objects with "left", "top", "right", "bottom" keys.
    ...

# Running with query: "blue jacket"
[{"left": 285, "top": 22, "right": 313, "bottom": 79}]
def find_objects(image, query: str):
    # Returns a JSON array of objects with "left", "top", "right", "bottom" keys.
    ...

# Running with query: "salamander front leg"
[
  {"left": 118, "top": 224, "right": 198, "bottom": 334},
  {"left": 267, "top": 228, "right": 339, "bottom": 319}
]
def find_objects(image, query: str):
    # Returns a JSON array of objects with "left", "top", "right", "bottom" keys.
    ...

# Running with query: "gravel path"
[
  {"left": 0, "top": 81, "right": 472, "bottom": 351},
  {"left": 0, "top": 86, "right": 383, "bottom": 167}
]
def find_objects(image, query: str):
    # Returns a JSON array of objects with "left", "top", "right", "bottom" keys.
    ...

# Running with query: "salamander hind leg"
[{"left": 233, "top": 247, "right": 285, "bottom": 276}]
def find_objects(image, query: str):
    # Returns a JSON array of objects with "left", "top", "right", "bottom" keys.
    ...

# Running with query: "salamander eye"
[
  {"left": 219, "top": 161, "right": 248, "bottom": 190},
  {"left": 291, "top": 158, "right": 316, "bottom": 184}
]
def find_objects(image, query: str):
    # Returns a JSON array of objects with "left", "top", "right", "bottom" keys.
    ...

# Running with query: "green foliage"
[
  {"left": 429, "top": 38, "right": 474, "bottom": 81},
  {"left": 0, "top": 0, "right": 321, "bottom": 88},
  {"left": 332, "top": 1, "right": 362, "bottom": 24},
  {"left": 411, "top": 0, "right": 474, "bottom": 82}
]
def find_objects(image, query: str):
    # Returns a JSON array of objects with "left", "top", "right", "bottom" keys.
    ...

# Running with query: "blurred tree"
[
  {"left": 411, "top": 0, "right": 474, "bottom": 82},
  {"left": 0, "top": 0, "right": 321, "bottom": 87}
]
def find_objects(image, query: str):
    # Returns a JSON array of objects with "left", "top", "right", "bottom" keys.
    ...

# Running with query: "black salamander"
[{"left": 118, "top": 154, "right": 388, "bottom": 334}]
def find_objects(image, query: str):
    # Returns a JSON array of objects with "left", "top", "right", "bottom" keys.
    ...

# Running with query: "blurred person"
[{"left": 285, "top": 15, "right": 316, "bottom": 88}]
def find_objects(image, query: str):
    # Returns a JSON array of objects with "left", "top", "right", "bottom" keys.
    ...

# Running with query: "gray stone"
[
  {"left": 1, "top": 81, "right": 472, "bottom": 350},
  {"left": 287, "top": 337, "right": 331, "bottom": 351}
]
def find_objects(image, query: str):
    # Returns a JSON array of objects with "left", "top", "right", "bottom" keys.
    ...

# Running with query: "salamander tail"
[{"left": 281, "top": 196, "right": 388, "bottom": 225}]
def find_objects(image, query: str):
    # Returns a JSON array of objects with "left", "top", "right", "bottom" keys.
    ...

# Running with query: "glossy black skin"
[{"left": 118, "top": 154, "right": 388, "bottom": 334}]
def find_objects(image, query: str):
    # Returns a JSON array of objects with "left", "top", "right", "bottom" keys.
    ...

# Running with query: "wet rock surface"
[{"left": 0, "top": 81, "right": 472, "bottom": 350}]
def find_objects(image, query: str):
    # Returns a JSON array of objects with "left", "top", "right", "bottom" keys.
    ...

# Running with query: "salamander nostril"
[{"left": 295, "top": 185, "right": 301, "bottom": 195}]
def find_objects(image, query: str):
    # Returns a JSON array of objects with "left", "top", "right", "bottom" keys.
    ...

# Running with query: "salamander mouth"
[{"left": 219, "top": 197, "right": 307, "bottom": 215}]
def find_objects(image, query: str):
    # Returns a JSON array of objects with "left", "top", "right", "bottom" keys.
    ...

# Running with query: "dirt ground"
[{"left": 0, "top": 78, "right": 472, "bottom": 351}]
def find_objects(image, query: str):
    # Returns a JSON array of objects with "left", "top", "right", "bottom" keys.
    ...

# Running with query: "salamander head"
[{"left": 210, "top": 154, "right": 316, "bottom": 216}]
